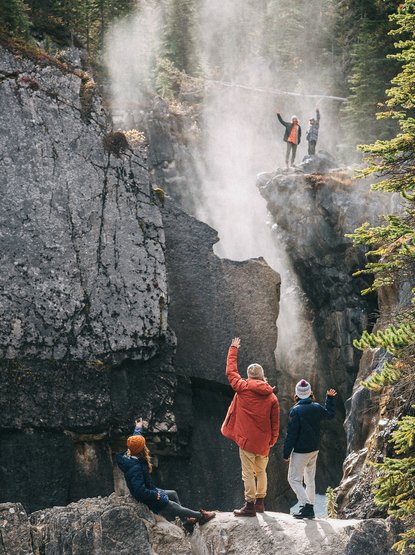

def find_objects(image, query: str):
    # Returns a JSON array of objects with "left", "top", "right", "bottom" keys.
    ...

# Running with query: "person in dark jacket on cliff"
[
  {"left": 283, "top": 380, "right": 336, "bottom": 519},
  {"left": 116, "top": 420, "right": 215, "bottom": 526},
  {"left": 306, "top": 108, "right": 321, "bottom": 155},
  {"left": 276, "top": 112, "right": 302, "bottom": 168},
  {"left": 221, "top": 337, "right": 280, "bottom": 517}
]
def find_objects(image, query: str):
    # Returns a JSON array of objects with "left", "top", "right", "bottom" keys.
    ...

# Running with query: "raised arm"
[
  {"left": 133, "top": 418, "right": 143, "bottom": 436},
  {"left": 277, "top": 112, "right": 286, "bottom": 126},
  {"left": 225, "top": 337, "right": 248, "bottom": 393},
  {"left": 316, "top": 108, "right": 320, "bottom": 122},
  {"left": 320, "top": 389, "right": 336, "bottom": 419}
]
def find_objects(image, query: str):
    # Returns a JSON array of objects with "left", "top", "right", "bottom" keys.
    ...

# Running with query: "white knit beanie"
[{"left": 295, "top": 379, "right": 311, "bottom": 399}]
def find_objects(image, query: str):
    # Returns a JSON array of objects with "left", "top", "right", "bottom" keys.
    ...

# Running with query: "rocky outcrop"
[
  {"left": 257, "top": 164, "right": 398, "bottom": 495},
  {"left": 1, "top": 496, "right": 192, "bottom": 555},
  {"left": 0, "top": 43, "right": 280, "bottom": 516},
  {"left": 192, "top": 511, "right": 400, "bottom": 555},
  {"left": 336, "top": 283, "right": 413, "bottom": 518},
  {"left": 114, "top": 96, "right": 201, "bottom": 216},
  {"left": 0, "top": 497, "right": 400, "bottom": 555}
]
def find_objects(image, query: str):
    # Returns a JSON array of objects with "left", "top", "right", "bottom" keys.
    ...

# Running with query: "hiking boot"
[
  {"left": 254, "top": 498, "right": 265, "bottom": 513},
  {"left": 233, "top": 501, "right": 256, "bottom": 517},
  {"left": 199, "top": 509, "right": 216, "bottom": 525},
  {"left": 293, "top": 503, "right": 315, "bottom": 519}
]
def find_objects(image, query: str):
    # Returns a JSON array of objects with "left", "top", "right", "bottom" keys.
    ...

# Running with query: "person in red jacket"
[{"left": 221, "top": 337, "right": 280, "bottom": 516}]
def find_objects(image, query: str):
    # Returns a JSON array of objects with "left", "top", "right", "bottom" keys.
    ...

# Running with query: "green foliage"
[
  {"left": 162, "top": 0, "right": 197, "bottom": 74},
  {"left": 338, "top": 2, "right": 399, "bottom": 159},
  {"left": 9, "top": 0, "right": 136, "bottom": 57},
  {"left": 154, "top": 57, "right": 183, "bottom": 99},
  {"left": 349, "top": 4, "right": 415, "bottom": 551},
  {"left": 355, "top": 324, "right": 415, "bottom": 355},
  {"left": 0, "top": 0, "right": 31, "bottom": 38},
  {"left": 372, "top": 410, "right": 415, "bottom": 553},
  {"left": 325, "top": 486, "right": 338, "bottom": 518}
]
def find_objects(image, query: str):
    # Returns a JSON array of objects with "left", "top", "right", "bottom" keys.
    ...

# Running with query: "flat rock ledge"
[{"left": 0, "top": 495, "right": 399, "bottom": 555}]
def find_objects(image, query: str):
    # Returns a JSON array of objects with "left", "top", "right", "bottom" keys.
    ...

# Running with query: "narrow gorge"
[{"left": 1, "top": 1, "right": 414, "bottom": 554}]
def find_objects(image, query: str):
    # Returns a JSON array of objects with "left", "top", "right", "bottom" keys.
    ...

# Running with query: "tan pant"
[{"left": 239, "top": 448, "right": 269, "bottom": 502}]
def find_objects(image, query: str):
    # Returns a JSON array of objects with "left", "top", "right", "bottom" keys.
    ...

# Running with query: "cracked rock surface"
[
  {"left": 0, "top": 44, "right": 282, "bottom": 517},
  {"left": 0, "top": 44, "right": 167, "bottom": 361},
  {"left": 0, "top": 497, "right": 399, "bottom": 555}
]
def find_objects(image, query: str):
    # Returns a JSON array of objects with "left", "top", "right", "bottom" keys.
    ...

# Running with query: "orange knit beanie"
[{"left": 127, "top": 435, "right": 146, "bottom": 456}]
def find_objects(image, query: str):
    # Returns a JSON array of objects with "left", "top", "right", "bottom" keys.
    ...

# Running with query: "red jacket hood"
[{"left": 246, "top": 379, "right": 275, "bottom": 396}]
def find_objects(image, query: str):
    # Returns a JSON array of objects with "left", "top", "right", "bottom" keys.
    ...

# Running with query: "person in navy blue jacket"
[
  {"left": 116, "top": 419, "right": 215, "bottom": 526},
  {"left": 283, "top": 380, "right": 336, "bottom": 519}
]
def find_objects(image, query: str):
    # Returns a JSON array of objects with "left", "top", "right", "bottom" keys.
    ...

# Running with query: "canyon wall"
[{"left": 0, "top": 43, "right": 280, "bottom": 514}]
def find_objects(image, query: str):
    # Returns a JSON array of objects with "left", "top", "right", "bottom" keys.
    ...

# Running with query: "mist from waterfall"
[{"left": 104, "top": 0, "right": 343, "bottom": 389}]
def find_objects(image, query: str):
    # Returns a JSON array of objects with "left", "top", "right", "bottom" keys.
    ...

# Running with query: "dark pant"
[
  {"left": 286, "top": 142, "right": 297, "bottom": 165},
  {"left": 159, "top": 490, "right": 201, "bottom": 520},
  {"left": 308, "top": 140, "right": 316, "bottom": 155}
]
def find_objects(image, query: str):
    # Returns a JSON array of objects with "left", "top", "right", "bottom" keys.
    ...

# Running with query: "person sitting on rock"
[
  {"left": 221, "top": 337, "right": 280, "bottom": 517},
  {"left": 306, "top": 108, "right": 321, "bottom": 155},
  {"left": 283, "top": 380, "right": 336, "bottom": 519},
  {"left": 276, "top": 111, "right": 302, "bottom": 168},
  {"left": 116, "top": 419, "right": 215, "bottom": 527}
]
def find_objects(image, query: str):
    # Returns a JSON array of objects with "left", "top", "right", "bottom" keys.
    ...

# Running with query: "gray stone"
[
  {"left": 160, "top": 199, "right": 281, "bottom": 512},
  {"left": 0, "top": 45, "right": 168, "bottom": 363},
  {"left": 0, "top": 503, "right": 33, "bottom": 555},
  {"left": 162, "top": 199, "right": 280, "bottom": 386},
  {"left": 29, "top": 494, "right": 192, "bottom": 555},
  {"left": 191, "top": 511, "right": 397, "bottom": 555}
]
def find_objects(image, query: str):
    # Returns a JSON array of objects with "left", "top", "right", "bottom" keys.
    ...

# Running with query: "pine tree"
[
  {"left": 338, "top": 1, "right": 399, "bottom": 160},
  {"left": 350, "top": 3, "right": 415, "bottom": 551},
  {"left": 162, "top": 0, "right": 197, "bottom": 74},
  {"left": 0, "top": 0, "right": 31, "bottom": 38}
]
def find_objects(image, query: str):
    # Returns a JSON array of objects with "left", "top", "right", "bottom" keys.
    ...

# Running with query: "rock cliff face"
[
  {"left": 0, "top": 43, "right": 280, "bottom": 515},
  {"left": 257, "top": 165, "right": 397, "bottom": 495},
  {"left": 0, "top": 496, "right": 400, "bottom": 555},
  {"left": 160, "top": 199, "right": 280, "bottom": 511},
  {"left": 336, "top": 282, "right": 413, "bottom": 519}
]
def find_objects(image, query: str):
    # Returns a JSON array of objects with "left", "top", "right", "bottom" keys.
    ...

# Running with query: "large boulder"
[
  {"left": 192, "top": 511, "right": 399, "bottom": 555},
  {"left": 0, "top": 497, "right": 400, "bottom": 555}
]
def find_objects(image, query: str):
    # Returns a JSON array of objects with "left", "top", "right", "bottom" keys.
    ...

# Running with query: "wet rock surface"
[
  {"left": 0, "top": 497, "right": 400, "bottom": 555},
  {"left": 336, "top": 283, "right": 413, "bottom": 518},
  {"left": 257, "top": 163, "right": 398, "bottom": 493}
]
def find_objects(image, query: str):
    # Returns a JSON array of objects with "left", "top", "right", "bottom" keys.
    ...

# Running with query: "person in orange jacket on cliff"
[
  {"left": 221, "top": 337, "right": 280, "bottom": 516},
  {"left": 277, "top": 112, "right": 302, "bottom": 168}
]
